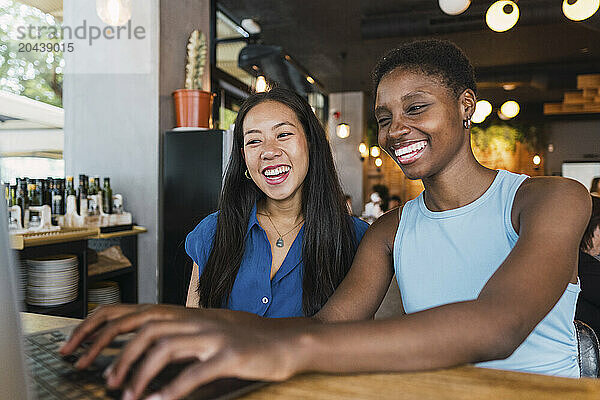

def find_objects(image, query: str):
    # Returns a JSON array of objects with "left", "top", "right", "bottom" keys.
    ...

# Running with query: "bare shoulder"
[
  {"left": 514, "top": 176, "right": 591, "bottom": 224},
  {"left": 364, "top": 206, "right": 401, "bottom": 253}
]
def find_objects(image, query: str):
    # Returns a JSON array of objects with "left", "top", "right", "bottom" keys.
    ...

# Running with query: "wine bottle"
[
  {"left": 77, "top": 175, "right": 88, "bottom": 216},
  {"left": 87, "top": 177, "right": 98, "bottom": 215},
  {"left": 16, "top": 181, "right": 29, "bottom": 228},
  {"left": 65, "top": 176, "right": 76, "bottom": 196},
  {"left": 4, "top": 183, "right": 10, "bottom": 207},
  {"left": 51, "top": 179, "right": 63, "bottom": 225},
  {"left": 102, "top": 177, "right": 113, "bottom": 214},
  {"left": 31, "top": 181, "right": 43, "bottom": 206},
  {"left": 10, "top": 185, "right": 16, "bottom": 208}
]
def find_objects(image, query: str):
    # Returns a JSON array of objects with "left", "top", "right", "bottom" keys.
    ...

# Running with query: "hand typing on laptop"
[{"left": 59, "top": 304, "right": 300, "bottom": 400}]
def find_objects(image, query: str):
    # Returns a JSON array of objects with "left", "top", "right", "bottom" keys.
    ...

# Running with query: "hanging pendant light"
[
  {"left": 370, "top": 146, "right": 381, "bottom": 158},
  {"left": 500, "top": 100, "right": 520, "bottom": 118},
  {"left": 358, "top": 143, "right": 369, "bottom": 160},
  {"left": 438, "top": 0, "right": 471, "bottom": 15},
  {"left": 336, "top": 52, "right": 350, "bottom": 139},
  {"left": 336, "top": 123, "right": 350, "bottom": 139},
  {"left": 486, "top": 0, "right": 519, "bottom": 32},
  {"left": 471, "top": 100, "right": 493, "bottom": 124},
  {"left": 96, "top": 0, "right": 132, "bottom": 26},
  {"left": 255, "top": 75, "right": 267, "bottom": 93},
  {"left": 563, "top": 0, "right": 599, "bottom": 21}
]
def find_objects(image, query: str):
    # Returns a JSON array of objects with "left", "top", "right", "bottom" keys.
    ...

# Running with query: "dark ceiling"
[{"left": 219, "top": 0, "right": 600, "bottom": 113}]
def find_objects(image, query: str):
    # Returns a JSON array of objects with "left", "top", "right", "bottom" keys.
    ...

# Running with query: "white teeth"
[
  {"left": 395, "top": 141, "right": 427, "bottom": 157},
  {"left": 264, "top": 166, "right": 291, "bottom": 177}
]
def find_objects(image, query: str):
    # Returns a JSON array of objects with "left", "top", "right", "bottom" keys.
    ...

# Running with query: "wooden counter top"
[
  {"left": 21, "top": 313, "right": 600, "bottom": 400},
  {"left": 10, "top": 227, "right": 99, "bottom": 250},
  {"left": 93, "top": 226, "right": 147, "bottom": 239},
  {"left": 10, "top": 226, "right": 147, "bottom": 250}
]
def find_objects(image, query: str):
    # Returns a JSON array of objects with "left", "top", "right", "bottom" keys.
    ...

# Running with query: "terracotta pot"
[{"left": 173, "top": 89, "right": 213, "bottom": 128}]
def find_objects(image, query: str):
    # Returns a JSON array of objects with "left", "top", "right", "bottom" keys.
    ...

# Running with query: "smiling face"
[
  {"left": 375, "top": 68, "right": 475, "bottom": 180},
  {"left": 242, "top": 101, "right": 309, "bottom": 202}
]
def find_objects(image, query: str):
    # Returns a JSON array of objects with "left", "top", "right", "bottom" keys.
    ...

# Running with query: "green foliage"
[
  {"left": 471, "top": 121, "right": 546, "bottom": 153},
  {"left": 366, "top": 118, "right": 378, "bottom": 147},
  {"left": 0, "top": 0, "right": 63, "bottom": 107}
]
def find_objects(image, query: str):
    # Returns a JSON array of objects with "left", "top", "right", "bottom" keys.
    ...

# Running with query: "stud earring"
[
  {"left": 244, "top": 170, "right": 252, "bottom": 180},
  {"left": 463, "top": 119, "right": 471, "bottom": 129}
]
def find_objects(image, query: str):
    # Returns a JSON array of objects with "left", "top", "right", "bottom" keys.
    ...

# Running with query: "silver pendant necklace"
[{"left": 262, "top": 213, "right": 304, "bottom": 248}]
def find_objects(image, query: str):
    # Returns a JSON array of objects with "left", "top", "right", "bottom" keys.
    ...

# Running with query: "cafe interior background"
[{"left": 1, "top": 0, "right": 600, "bottom": 309}]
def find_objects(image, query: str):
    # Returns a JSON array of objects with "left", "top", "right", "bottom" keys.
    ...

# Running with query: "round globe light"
[
  {"left": 359, "top": 143, "right": 369, "bottom": 158},
  {"left": 375, "top": 158, "right": 383, "bottom": 167},
  {"left": 255, "top": 76, "right": 267, "bottom": 93},
  {"left": 533, "top": 154, "right": 541, "bottom": 166},
  {"left": 336, "top": 123, "right": 350, "bottom": 139},
  {"left": 486, "top": 0, "right": 520, "bottom": 32},
  {"left": 96, "top": 0, "right": 132, "bottom": 26},
  {"left": 439, "top": 0, "right": 471, "bottom": 15},
  {"left": 370, "top": 146, "right": 381, "bottom": 158},
  {"left": 471, "top": 100, "right": 493, "bottom": 123},
  {"left": 562, "top": 0, "right": 599, "bottom": 21},
  {"left": 500, "top": 100, "right": 520, "bottom": 118}
]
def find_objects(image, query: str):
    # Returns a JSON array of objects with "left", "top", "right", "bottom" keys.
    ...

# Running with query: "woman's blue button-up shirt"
[{"left": 185, "top": 204, "right": 369, "bottom": 317}]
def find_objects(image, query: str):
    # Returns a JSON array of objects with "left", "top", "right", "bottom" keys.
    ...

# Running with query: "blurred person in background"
[
  {"left": 590, "top": 177, "right": 600, "bottom": 196},
  {"left": 576, "top": 194, "right": 600, "bottom": 336},
  {"left": 388, "top": 195, "right": 402, "bottom": 210}
]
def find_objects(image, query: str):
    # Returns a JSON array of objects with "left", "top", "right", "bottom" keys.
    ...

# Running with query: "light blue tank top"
[{"left": 394, "top": 169, "right": 580, "bottom": 378}]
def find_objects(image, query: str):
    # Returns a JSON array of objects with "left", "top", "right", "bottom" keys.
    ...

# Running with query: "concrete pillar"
[
  {"left": 63, "top": 0, "right": 211, "bottom": 303},
  {"left": 328, "top": 92, "right": 365, "bottom": 216}
]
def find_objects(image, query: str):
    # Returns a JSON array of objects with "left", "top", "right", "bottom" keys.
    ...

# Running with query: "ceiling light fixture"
[
  {"left": 255, "top": 75, "right": 267, "bottom": 93},
  {"left": 438, "top": 0, "right": 471, "bottom": 15},
  {"left": 241, "top": 18, "right": 261, "bottom": 34},
  {"left": 562, "top": 0, "right": 599, "bottom": 21},
  {"left": 96, "top": 0, "right": 131, "bottom": 26},
  {"left": 486, "top": 0, "right": 520, "bottom": 32},
  {"left": 306, "top": 76, "right": 315, "bottom": 84},
  {"left": 375, "top": 157, "right": 383, "bottom": 168},
  {"left": 533, "top": 154, "right": 541, "bottom": 165},
  {"left": 370, "top": 146, "right": 381, "bottom": 158},
  {"left": 471, "top": 100, "right": 493, "bottom": 123},
  {"left": 500, "top": 100, "right": 520, "bottom": 118},
  {"left": 336, "top": 123, "right": 350, "bottom": 139},
  {"left": 359, "top": 143, "right": 369, "bottom": 160},
  {"left": 336, "top": 52, "right": 350, "bottom": 139}
]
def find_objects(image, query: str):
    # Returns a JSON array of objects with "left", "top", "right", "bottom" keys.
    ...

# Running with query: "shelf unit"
[{"left": 12, "top": 226, "right": 146, "bottom": 318}]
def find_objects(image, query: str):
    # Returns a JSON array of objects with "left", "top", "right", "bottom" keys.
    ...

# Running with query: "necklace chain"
[{"left": 258, "top": 212, "right": 304, "bottom": 247}]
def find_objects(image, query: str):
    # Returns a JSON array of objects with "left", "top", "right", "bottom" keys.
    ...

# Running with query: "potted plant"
[{"left": 173, "top": 30, "right": 212, "bottom": 128}]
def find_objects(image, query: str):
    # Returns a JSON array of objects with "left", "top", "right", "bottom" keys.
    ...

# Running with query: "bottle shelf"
[{"left": 89, "top": 266, "right": 134, "bottom": 281}]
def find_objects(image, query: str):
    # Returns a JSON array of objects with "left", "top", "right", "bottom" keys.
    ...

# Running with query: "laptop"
[{"left": 0, "top": 197, "right": 265, "bottom": 399}]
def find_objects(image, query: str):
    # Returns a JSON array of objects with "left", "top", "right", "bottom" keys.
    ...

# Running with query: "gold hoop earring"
[{"left": 244, "top": 170, "right": 252, "bottom": 180}]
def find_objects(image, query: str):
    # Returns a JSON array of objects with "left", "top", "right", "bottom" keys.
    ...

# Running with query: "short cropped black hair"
[{"left": 372, "top": 39, "right": 477, "bottom": 98}]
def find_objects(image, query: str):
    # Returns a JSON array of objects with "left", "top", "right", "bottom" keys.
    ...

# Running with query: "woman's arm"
[
  {"left": 186, "top": 263, "right": 200, "bottom": 308},
  {"left": 315, "top": 208, "right": 400, "bottom": 322},
  {"left": 291, "top": 177, "right": 591, "bottom": 373}
]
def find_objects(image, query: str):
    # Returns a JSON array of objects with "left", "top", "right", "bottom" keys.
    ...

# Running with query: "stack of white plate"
[
  {"left": 88, "top": 281, "right": 120, "bottom": 312},
  {"left": 26, "top": 255, "right": 79, "bottom": 307},
  {"left": 18, "top": 258, "right": 28, "bottom": 300}
]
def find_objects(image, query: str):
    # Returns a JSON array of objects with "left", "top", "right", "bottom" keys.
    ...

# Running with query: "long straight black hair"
[{"left": 198, "top": 87, "right": 359, "bottom": 316}]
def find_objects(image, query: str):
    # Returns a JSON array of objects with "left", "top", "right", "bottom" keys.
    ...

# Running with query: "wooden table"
[{"left": 22, "top": 313, "right": 600, "bottom": 400}]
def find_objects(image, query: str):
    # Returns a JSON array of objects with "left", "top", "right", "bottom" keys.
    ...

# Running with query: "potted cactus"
[{"left": 173, "top": 30, "right": 213, "bottom": 128}]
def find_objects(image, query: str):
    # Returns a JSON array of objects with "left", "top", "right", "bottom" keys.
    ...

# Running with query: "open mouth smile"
[
  {"left": 262, "top": 165, "right": 291, "bottom": 185},
  {"left": 393, "top": 140, "right": 428, "bottom": 165}
]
